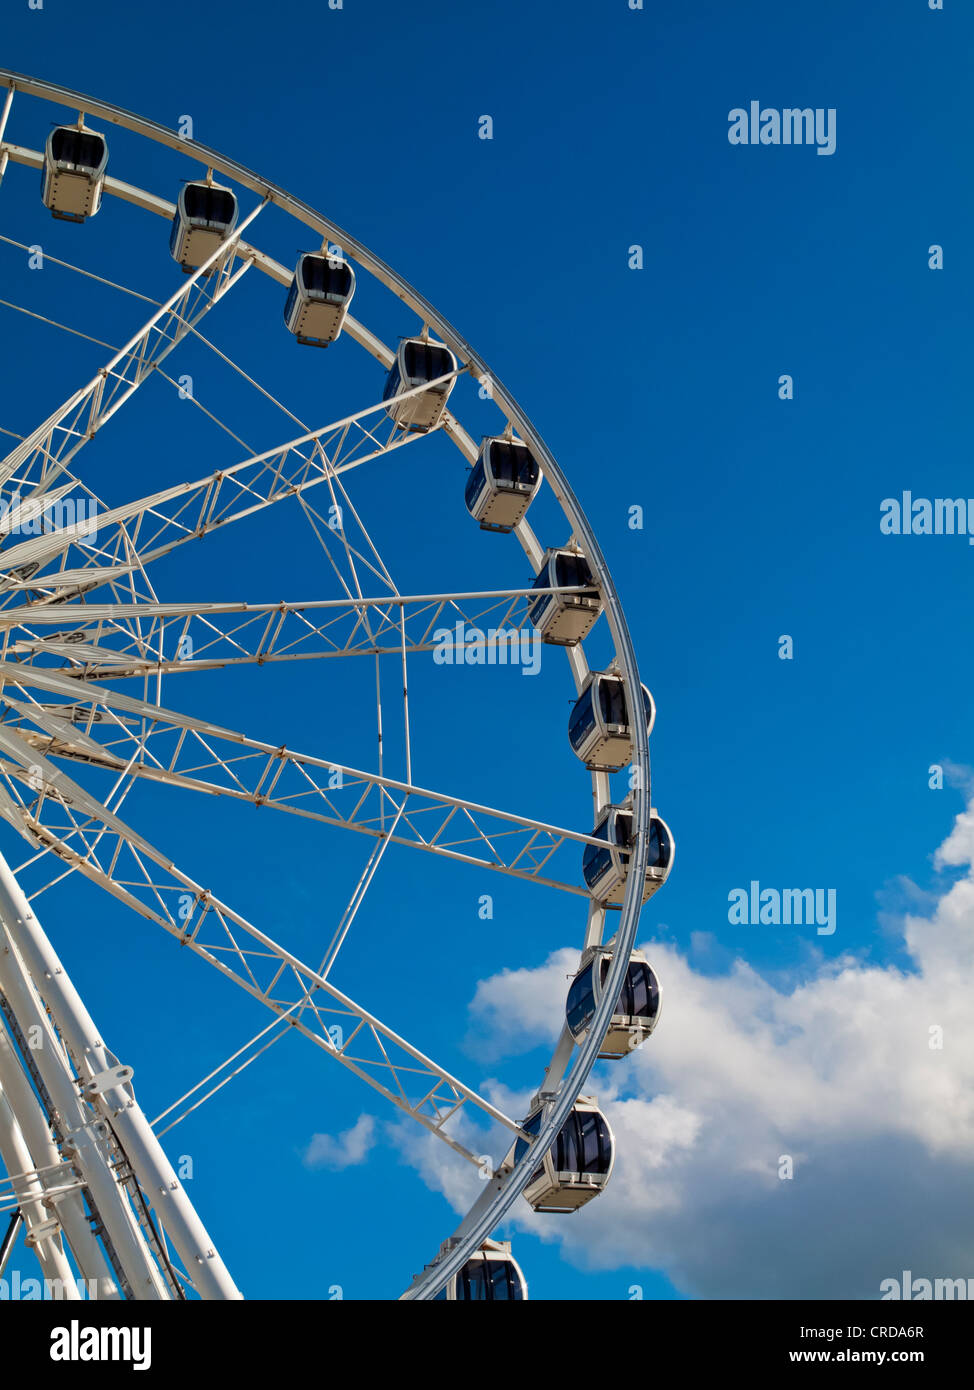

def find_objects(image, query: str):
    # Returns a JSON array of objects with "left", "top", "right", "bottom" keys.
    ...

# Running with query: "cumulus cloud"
[
  {"left": 464, "top": 948, "right": 579, "bottom": 1061},
  {"left": 405, "top": 792, "right": 974, "bottom": 1298},
  {"left": 303, "top": 1113, "right": 377, "bottom": 1170}
]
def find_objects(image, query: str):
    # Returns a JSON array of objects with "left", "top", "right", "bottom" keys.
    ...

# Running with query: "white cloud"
[
  {"left": 935, "top": 806, "right": 974, "bottom": 872},
  {"left": 464, "top": 948, "right": 578, "bottom": 1061},
  {"left": 303, "top": 1113, "right": 377, "bottom": 1170},
  {"left": 407, "top": 792, "right": 974, "bottom": 1297}
]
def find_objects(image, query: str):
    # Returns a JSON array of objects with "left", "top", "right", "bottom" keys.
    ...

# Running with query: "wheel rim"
[{"left": 0, "top": 69, "right": 656, "bottom": 1300}]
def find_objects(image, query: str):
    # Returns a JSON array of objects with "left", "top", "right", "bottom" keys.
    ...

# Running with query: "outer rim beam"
[{"left": 0, "top": 142, "right": 394, "bottom": 369}]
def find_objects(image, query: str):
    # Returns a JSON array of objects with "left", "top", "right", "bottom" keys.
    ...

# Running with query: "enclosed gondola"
[
  {"left": 41, "top": 125, "right": 108, "bottom": 222},
  {"left": 169, "top": 179, "right": 239, "bottom": 273},
  {"left": 431, "top": 1238, "right": 527, "bottom": 1301},
  {"left": 527, "top": 547, "right": 602, "bottom": 646},
  {"left": 464, "top": 435, "right": 541, "bottom": 532},
  {"left": 507, "top": 1097, "right": 614, "bottom": 1213},
  {"left": 566, "top": 946, "right": 662, "bottom": 1058},
  {"left": 382, "top": 337, "right": 457, "bottom": 432},
  {"left": 284, "top": 252, "right": 356, "bottom": 347},
  {"left": 582, "top": 804, "right": 674, "bottom": 907},
  {"left": 568, "top": 671, "right": 656, "bottom": 772}
]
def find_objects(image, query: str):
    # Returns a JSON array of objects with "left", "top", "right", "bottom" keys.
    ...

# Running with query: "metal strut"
[
  {"left": 0, "top": 990, "right": 123, "bottom": 1298},
  {"left": 0, "top": 853, "right": 242, "bottom": 1299},
  {"left": 0, "top": 1208, "right": 22, "bottom": 1275}
]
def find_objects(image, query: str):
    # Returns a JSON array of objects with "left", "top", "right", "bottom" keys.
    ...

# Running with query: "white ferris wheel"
[{"left": 0, "top": 70, "right": 673, "bottom": 1301}]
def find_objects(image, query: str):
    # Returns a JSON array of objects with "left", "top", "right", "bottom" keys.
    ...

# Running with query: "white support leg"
[
  {"left": 0, "top": 1016, "right": 119, "bottom": 1298},
  {"left": 0, "top": 923, "right": 171, "bottom": 1299},
  {"left": 0, "top": 1088, "right": 79, "bottom": 1294},
  {"left": 0, "top": 852, "right": 242, "bottom": 1300}
]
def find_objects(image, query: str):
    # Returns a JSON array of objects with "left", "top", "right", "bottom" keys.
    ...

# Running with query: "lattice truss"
[{"left": 0, "top": 175, "right": 593, "bottom": 1165}]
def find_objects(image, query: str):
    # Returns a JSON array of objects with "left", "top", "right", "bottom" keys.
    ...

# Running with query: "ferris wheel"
[{"left": 0, "top": 70, "right": 673, "bottom": 1301}]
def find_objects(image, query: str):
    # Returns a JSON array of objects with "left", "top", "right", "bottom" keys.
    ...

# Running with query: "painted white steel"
[
  {"left": 0, "top": 855, "right": 241, "bottom": 1299},
  {"left": 0, "top": 1019, "right": 119, "bottom": 1297},
  {"left": 0, "top": 70, "right": 658, "bottom": 1300},
  {"left": 0, "top": 922, "right": 171, "bottom": 1298}
]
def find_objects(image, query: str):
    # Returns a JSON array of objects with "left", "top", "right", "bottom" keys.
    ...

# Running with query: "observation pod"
[
  {"left": 582, "top": 804, "right": 674, "bottom": 908},
  {"left": 568, "top": 671, "right": 656, "bottom": 772},
  {"left": 465, "top": 436, "right": 542, "bottom": 532},
  {"left": 528, "top": 548, "right": 602, "bottom": 646},
  {"left": 41, "top": 125, "right": 108, "bottom": 222},
  {"left": 169, "top": 180, "right": 239, "bottom": 273},
  {"left": 284, "top": 252, "right": 356, "bottom": 347},
  {"left": 566, "top": 946, "right": 662, "bottom": 1058},
  {"left": 431, "top": 1239, "right": 527, "bottom": 1301},
  {"left": 383, "top": 337, "right": 457, "bottom": 432},
  {"left": 509, "top": 1097, "right": 614, "bottom": 1213}
]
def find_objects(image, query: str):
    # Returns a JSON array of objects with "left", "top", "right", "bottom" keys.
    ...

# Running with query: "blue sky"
[{"left": 1, "top": 0, "right": 972, "bottom": 1301}]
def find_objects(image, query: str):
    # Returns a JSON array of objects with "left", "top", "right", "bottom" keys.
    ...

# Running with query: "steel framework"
[{"left": 0, "top": 69, "right": 657, "bottom": 1301}]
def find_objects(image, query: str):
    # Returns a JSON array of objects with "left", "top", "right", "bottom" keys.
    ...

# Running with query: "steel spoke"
[
  {"left": 0, "top": 751, "right": 525, "bottom": 1164},
  {"left": 0, "top": 675, "right": 596, "bottom": 892},
  {"left": 0, "top": 588, "right": 572, "bottom": 677},
  {"left": 0, "top": 200, "right": 267, "bottom": 504}
]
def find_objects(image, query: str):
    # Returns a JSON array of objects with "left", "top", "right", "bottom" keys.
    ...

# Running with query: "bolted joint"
[{"left": 82, "top": 1062, "right": 134, "bottom": 1097}]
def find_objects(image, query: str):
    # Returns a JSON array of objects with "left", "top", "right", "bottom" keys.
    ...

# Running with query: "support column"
[
  {"left": 0, "top": 1016, "right": 119, "bottom": 1298},
  {"left": 0, "top": 853, "right": 241, "bottom": 1300},
  {"left": 0, "top": 917, "right": 170, "bottom": 1299},
  {"left": 0, "top": 1087, "right": 79, "bottom": 1294}
]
